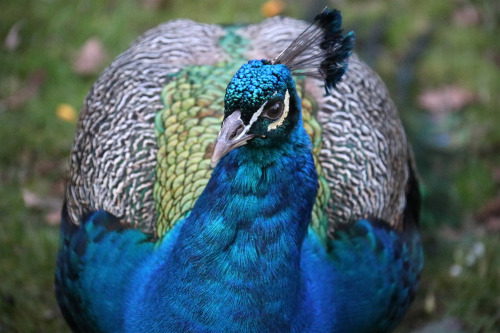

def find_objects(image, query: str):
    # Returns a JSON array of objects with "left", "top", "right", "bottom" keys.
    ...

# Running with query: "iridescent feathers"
[
  {"left": 224, "top": 60, "right": 292, "bottom": 121},
  {"left": 56, "top": 8, "right": 422, "bottom": 333}
]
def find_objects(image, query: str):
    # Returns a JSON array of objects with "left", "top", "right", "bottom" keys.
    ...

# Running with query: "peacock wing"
[{"left": 65, "top": 20, "right": 231, "bottom": 237}]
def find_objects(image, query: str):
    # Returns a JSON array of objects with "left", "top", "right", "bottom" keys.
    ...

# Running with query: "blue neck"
[{"left": 136, "top": 118, "right": 318, "bottom": 332}]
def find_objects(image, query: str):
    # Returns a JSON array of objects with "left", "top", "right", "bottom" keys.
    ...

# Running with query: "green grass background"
[{"left": 1, "top": 0, "right": 499, "bottom": 332}]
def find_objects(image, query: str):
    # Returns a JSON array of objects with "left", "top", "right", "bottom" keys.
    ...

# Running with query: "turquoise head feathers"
[{"left": 224, "top": 60, "right": 292, "bottom": 122}]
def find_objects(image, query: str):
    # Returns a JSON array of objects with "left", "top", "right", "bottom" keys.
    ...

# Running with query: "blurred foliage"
[{"left": 1, "top": 0, "right": 499, "bottom": 332}]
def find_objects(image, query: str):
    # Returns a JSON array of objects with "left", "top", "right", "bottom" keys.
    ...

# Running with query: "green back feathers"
[{"left": 154, "top": 62, "right": 237, "bottom": 237}]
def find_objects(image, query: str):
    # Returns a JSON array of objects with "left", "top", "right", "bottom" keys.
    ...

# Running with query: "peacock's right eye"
[{"left": 263, "top": 101, "right": 284, "bottom": 120}]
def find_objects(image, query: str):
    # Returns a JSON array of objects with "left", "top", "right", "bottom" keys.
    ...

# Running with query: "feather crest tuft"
[{"left": 273, "top": 8, "right": 355, "bottom": 94}]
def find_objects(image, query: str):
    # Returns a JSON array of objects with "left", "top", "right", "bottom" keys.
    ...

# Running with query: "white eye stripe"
[
  {"left": 267, "top": 90, "right": 290, "bottom": 131},
  {"left": 236, "top": 101, "right": 266, "bottom": 140},
  {"left": 243, "top": 91, "right": 278, "bottom": 134},
  {"left": 239, "top": 90, "right": 289, "bottom": 137},
  {"left": 247, "top": 102, "right": 266, "bottom": 128}
]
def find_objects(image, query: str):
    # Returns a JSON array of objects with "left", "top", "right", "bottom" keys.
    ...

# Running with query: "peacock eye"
[{"left": 263, "top": 101, "right": 284, "bottom": 120}]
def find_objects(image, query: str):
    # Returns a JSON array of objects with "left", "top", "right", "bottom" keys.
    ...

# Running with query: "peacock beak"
[{"left": 211, "top": 111, "right": 255, "bottom": 168}]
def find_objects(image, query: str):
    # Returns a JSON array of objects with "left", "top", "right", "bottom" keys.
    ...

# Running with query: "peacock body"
[{"left": 56, "top": 9, "right": 423, "bottom": 333}]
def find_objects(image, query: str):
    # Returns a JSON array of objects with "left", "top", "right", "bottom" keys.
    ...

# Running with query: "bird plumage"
[{"left": 56, "top": 9, "right": 422, "bottom": 333}]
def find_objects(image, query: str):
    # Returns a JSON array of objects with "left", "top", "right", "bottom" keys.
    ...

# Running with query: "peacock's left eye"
[{"left": 263, "top": 101, "right": 284, "bottom": 120}]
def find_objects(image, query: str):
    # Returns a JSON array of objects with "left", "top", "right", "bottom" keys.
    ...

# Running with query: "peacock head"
[
  {"left": 211, "top": 7, "right": 355, "bottom": 167},
  {"left": 210, "top": 60, "right": 300, "bottom": 167}
]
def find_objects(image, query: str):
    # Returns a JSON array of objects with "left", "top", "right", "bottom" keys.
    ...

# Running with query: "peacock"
[{"left": 56, "top": 8, "right": 423, "bottom": 333}]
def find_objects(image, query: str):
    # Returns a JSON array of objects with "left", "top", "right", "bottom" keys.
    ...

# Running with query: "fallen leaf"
[
  {"left": 72, "top": 37, "right": 108, "bottom": 76},
  {"left": 22, "top": 188, "right": 61, "bottom": 211},
  {"left": 410, "top": 317, "right": 466, "bottom": 333},
  {"left": 261, "top": 0, "right": 285, "bottom": 18},
  {"left": 453, "top": 5, "right": 481, "bottom": 27},
  {"left": 56, "top": 103, "right": 78, "bottom": 123},
  {"left": 485, "top": 217, "right": 500, "bottom": 232},
  {"left": 418, "top": 85, "right": 476, "bottom": 115},
  {"left": 22, "top": 188, "right": 42, "bottom": 208},
  {"left": 23, "top": 188, "right": 63, "bottom": 225},
  {"left": 45, "top": 210, "right": 61, "bottom": 226},
  {"left": 424, "top": 292, "right": 436, "bottom": 314},
  {"left": 5, "top": 21, "right": 23, "bottom": 52}
]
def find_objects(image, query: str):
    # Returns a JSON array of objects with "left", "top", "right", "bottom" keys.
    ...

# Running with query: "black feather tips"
[{"left": 273, "top": 8, "right": 355, "bottom": 94}]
